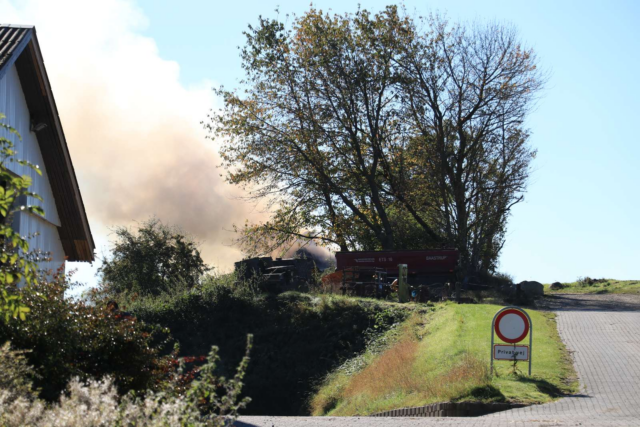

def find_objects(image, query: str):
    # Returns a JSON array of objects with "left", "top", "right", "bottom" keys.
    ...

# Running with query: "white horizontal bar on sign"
[{"left": 493, "top": 345, "right": 529, "bottom": 361}]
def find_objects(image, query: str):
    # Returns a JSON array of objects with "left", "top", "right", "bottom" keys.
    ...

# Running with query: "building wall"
[
  {"left": 0, "top": 63, "right": 66, "bottom": 274},
  {"left": 12, "top": 211, "right": 66, "bottom": 275}
]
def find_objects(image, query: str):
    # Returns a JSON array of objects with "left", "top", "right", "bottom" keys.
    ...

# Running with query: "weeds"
[
  {"left": 343, "top": 338, "right": 420, "bottom": 398},
  {"left": 0, "top": 337, "right": 253, "bottom": 427},
  {"left": 118, "top": 277, "right": 409, "bottom": 416}
]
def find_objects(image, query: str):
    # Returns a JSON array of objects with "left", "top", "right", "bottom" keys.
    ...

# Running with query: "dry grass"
[
  {"left": 421, "top": 353, "right": 490, "bottom": 400},
  {"left": 311, "top": 303, "right": 578, "bottom": 416},
  {"left": 343, "top": 338, "right": 420, "bottom": 399},
  {"left": 310, "top": 320, "right": 491, "bottom": 415},
  {"left": 341, "top": 339, "right": 490, "bottom": 401}
]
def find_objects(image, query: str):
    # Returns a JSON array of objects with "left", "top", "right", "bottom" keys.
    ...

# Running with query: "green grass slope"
[
  {"left": 545, "top": 279, "right": 640, "bottom": 294},
  {"left": 311, "top": 302, "right": 578, "bottom": 416}
]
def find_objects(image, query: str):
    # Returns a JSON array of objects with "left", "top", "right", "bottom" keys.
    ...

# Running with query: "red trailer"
[{"left": 335, "top": 249, "right": 459, "bottom": 286}]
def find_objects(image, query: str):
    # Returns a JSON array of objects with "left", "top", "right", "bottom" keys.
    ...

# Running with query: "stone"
[
  {"left": 550, "top": 282, "right": 565, "bottom": 290},
  {"left": 518, "top": 280, "right": 544, "bottom": 297}
]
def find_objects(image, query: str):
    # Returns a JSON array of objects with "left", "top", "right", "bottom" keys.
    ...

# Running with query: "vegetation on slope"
[
  {"left": 545, "top": 279, "right": 640, "bottom": 295},
  {"left": 311, "top": 303, "right": 578, "bottom": 416},
  {"left": 120, "top": 277, "right": 410, "bottom": 416}
]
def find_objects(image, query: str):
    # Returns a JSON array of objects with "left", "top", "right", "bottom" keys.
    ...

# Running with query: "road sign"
[
  {"left": 494, "top": 308, "right": 530, "bottom": 343},
  {"left": 493, "top": 345, "right": 529, "bottom": 361},
  {"left": 490, "top": 306, "right": 533, "bottom": 375}
]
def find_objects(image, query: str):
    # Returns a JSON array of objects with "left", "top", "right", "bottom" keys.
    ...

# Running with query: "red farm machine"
[{"left": 322, "top": 249, "right": 460, "bottom": 302}]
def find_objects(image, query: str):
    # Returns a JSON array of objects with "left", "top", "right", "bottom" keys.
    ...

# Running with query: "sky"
[{"left": 0, "top": 0, "right": 638, "bottom": 285}]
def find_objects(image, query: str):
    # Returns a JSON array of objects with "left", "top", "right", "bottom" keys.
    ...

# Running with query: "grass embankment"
[
  {"left": 120, "top": 279, "right": 410, "bottom": 416},
  {"left": 545, "top": 279, "right": 640, "bottom": 295},
  {"left": 311, "top": 302, "right": 578, "bottom": 416}
]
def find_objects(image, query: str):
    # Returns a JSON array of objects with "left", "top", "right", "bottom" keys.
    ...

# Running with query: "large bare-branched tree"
[
  {"left": 207, "top": 6, "right": 544, "bottom": 276},
  {"left": 397, "top": 16, "right": 545, "bottom": 274}
]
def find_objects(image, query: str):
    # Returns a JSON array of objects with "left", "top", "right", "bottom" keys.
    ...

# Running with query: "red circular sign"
[{"left": 495, "top": 309, "right": 530, "bottom": 343}]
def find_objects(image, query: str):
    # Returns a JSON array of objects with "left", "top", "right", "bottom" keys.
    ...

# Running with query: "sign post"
[
  {"left": 398, "top": 264, "right": 409, "bottom": 303},
  {"left": 490, "top": 306, "right": 532, "bottom": 375}
]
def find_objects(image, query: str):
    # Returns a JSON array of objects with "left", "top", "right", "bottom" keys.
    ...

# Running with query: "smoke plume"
[
  {"left": 282, "top": 240, "right": 336, "bottom": 271},
  {"left": 0, "top": 0, "right": 267, "bottom": 273}
]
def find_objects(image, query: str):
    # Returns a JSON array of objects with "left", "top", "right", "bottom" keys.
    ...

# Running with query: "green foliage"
[
  {"left": 186, "top": 335, "right": 253, "bottom": 419},
  {"left": 208, "top": 7, "right": 544, "bottom": 276},
  {"left": 0, "top": 341, "right": 39, "bottom": 403},
  {"left": 0, "top": 270, "right": 172, "bottom": 402},
  {"left": 0, "top": 113, "right": 46, "bottom": 321},
  {"left": 120, "top": 277, "right": 409, "bottom": 415},
  {"left": 99, "top": 218, "right": 211, "bottom": 296}
]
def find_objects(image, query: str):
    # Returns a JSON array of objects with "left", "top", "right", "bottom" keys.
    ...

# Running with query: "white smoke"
[{"left": 0, "top": 0, "right": 266, "bottom": 277}]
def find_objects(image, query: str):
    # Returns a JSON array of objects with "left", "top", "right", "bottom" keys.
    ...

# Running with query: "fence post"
[{"left": 398, "top": 264, "right": 409, "bottom": 303}]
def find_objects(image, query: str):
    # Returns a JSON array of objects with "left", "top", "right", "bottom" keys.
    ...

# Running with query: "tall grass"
[
  {"left": 311, "top": 302, "right": 578, "bottom": 416},
  {"left": 545, "top": 279, "right": 640, "bottom": 295},
  {"left": 340, "top": 339, "right": 490, "bottom": 402},
  {"left": 343, "top": 338, "right": 420, "bottom": 398}
]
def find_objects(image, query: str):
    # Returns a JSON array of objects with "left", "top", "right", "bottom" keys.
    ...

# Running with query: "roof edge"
[
  {"left": 28, "top": 29, "right": 95, "bottom": 260},
  {"left": 0, "top": 26, "right": 32, "bottom": 80}
]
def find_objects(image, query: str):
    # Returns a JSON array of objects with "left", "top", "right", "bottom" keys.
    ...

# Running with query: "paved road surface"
[{"left": 236, "top": 294, "right": 640, "bottom": 426}]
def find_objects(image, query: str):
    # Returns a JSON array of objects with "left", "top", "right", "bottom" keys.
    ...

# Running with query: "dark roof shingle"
[{"left": 0, "top": 25, "right": 32, "bottom": 71}]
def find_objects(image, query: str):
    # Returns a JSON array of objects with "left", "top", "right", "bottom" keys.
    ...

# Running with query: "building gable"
[{"left": 0, "top": 25, "right": 94, "bottom": 262}]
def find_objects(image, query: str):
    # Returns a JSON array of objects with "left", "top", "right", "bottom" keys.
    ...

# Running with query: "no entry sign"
[
  {"left": 494, "top": 308, "right": 530, "bottom": 343},
  {"left": 490, "top": 306, "right": 533, "bottom": 375}
]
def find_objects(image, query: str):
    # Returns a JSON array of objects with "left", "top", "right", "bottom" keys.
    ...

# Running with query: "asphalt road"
[{"left": 236, "top": 294, "right": 640, "bottom": 427}]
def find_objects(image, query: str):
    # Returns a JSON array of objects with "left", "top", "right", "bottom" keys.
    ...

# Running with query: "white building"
[{"left": 0, "top": 25, "right": 94, "bottom": 272}]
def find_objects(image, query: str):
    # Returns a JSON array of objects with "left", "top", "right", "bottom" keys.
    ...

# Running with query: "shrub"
[
  {"left": 99, "top": 218, "right": 210, "bottom": 296},
  {"left": 482, "top": 271, "right": 514, "bottom": 289},
  {"left": 0, "top": 337, "right": 253, "bottom": 427},
  {"left": 121, "top": 278, "right": 409, "bottom": 415},
  {"left": 0, "top": 112, "right": 47, "bottom": 322},
  {"left": 576, "top": 276, "right": 608, "bottom": 287},
  {"left": 0, "top": 270, "right": 172, "bottom": 401},
  {"left": 0, "top": 341, "right": 38, "bottom": 403}
]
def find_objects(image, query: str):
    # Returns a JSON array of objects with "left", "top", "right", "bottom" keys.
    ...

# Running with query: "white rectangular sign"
[{"left": 493, "top": 345, "right": 529, "bottom": 361}]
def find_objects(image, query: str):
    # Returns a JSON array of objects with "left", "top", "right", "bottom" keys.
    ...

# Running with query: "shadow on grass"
[
  {"left": 515, "top": 376, "right": 571, "bottom": 398},
  {"left": 454, "top": 384, "right": 507, "bottom": 402}
]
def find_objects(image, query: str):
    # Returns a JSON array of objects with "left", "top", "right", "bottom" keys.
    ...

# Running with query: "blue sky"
[
  {"left": 3, "top": 0, "right": 639, "bottom": 284},
  {"left": 136, "top": 0, "right": 640, "bottom": 282}
]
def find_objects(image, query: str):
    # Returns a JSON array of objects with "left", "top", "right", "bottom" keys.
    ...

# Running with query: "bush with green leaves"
[
  {"left": 0, "top": 113, "right": 47, "bottom": 321},
  {"left": 0, "top": 269, "right": 174, "bottom": 401},
  {"left": 121, "top": 276, "right": 410, "bottom": 415},
  {"left": 0, "top": 341, "right": 39, "bottom": 404},
  {"left": 0, "top": 337, "right": 252, "bottom": 427},
  {"left": 99, "top": 218, "right": 211, "bottom": 296}
]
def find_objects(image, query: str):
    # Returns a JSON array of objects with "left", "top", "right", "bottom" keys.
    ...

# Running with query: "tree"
[
  {"left": 209, "top": 7, "right": 432, "bottom": 255},
  {"left": 397, "top": 16, "right": 544, "bottom": 274},
  {"left": 0, "top": 113, "right": 46, "bottom": 321},
  {"left": 209, "top": 6, "right": 544, "bottom": 276},
  {"left": 99, "top": 218, "right": 210, "bottom": 295}
]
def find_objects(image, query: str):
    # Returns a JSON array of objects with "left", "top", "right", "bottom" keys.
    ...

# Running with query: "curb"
[{"left": 371, "top": 402, "right": 527, "bottom": 417}]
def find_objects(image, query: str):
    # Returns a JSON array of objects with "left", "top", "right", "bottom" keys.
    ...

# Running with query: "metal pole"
[
  {"left": 529, "top": 313, "right": 533, "bottom": 376},
  {"left": 490, "top": 312, "right": 496, "bottom": 375}
]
